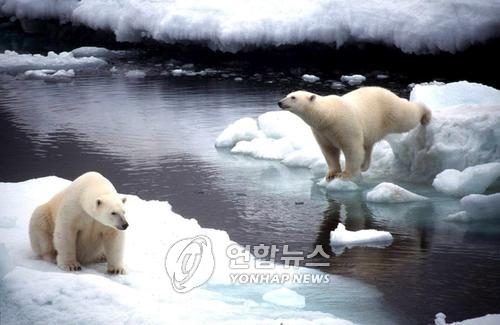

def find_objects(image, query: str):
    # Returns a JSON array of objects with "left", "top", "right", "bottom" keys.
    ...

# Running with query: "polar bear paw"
[
  {"left": 94, "top": 254, "right": 107, "bottom": 263},
  {"left": 58, "top": 261, "right": 82, "bottom": 271},
  {"left": 107, "top": 266, "right": 126, "bottom": 275},
  {"left": 326, "top": 170, "right": 342, "bottom": 181}
]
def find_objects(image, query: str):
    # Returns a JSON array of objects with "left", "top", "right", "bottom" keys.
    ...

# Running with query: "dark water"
[{"left": 1, "top": 70, "right": 500, "bottom": 324}]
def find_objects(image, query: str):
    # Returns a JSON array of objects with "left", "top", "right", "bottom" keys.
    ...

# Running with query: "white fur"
[
  {"left": 278, "top": 87, "right": 431, "bottom": 180},
  {"left": 29, "top": 171, "right": 128, "bottom": 274}
]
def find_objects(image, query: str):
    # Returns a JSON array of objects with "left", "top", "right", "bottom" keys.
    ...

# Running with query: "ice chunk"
[
  {"left": 434, "top": 312, "right": 500, "bottom": 325},
  {"left": 318, "top": 178, "right": 359, "bottom": 192},
  {"left": 387, "top": 81, "right": 500, "bottom": 181},
  {"left": 366, "top": 182, "right": 428, "bottom": 203},
  {"left": 330, "top": 224, "right": 393, "bottom": 251},
  {"left": 231, "top": 138, "right": 295, "bottom": 160},
  {"left": 262, "top": 287, "right": 305, "bottom": 308},
  {"left": 71, "top": 47, "right": 131, "bottom": 58},
  {"left": 302, "top": 74, "right": 320, "bottom": 83},
  {"left": 125, "top": 70, "right": 146, "bottom": 78},
  {"left": 340, "top": 74, "right": 366, "bottom": 86},
  {"left": 2, "top": 0, "right": 499, "bottom": 54},
  {"left": 445, "top": 193, "right": 500, "bottom": 222},
  {"left": 0, "top": 50, "right": 106, "bottom": 73},
  {"left": 214, "top": 117, "right": 261, "bottom": 148},
  {"left": 432, "top": 163, "right": 500, "bottom": 197},
  {"left": 24, "top": 69, "right": 75, "bottom": 82}
]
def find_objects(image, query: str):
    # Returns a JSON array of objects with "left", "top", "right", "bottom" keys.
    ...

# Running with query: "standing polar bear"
[
  {"left": 278, "top": 87, "right": 431, "bottom": 180},
  {"left": 29, "top": 171, "right": 128, "bottom": 274}
]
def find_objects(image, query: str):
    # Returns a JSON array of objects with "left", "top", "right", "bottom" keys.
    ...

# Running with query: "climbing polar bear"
[
  {"left": 29, "top": 171, "right": 128, "bottom": 274},
  {"left": 278, "top": 87, "right": 431, "bottom": 180}
]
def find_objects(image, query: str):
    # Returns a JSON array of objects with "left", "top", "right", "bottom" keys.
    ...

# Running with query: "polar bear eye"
[
  {"left": 291, "top": 96, "right": 296, "bottom": 100},
  {"left": 111, "top": 212, "right": 117, "bottom": 216}
]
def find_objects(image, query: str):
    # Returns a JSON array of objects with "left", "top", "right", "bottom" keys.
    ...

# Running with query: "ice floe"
[
  {"left": 340, "top": 74, "right": 366, "bottom": 86},
  {"left": 262, "top": 287, "right": 306, "bottom": 308},
  {"left": 302, "top": 74, "right": 320, "bottom": 83},
  {"left": 432, "top": 163, "right": 500, "bottom": 197},
  {"left": 366, "top": 182, "right": 428, "bottom": 203},
  {"left": 24, "top": 68, "right": 75, "bottom": 82},
  {"left": 330, "top": 223, "right": 393, "bottom": 254}
]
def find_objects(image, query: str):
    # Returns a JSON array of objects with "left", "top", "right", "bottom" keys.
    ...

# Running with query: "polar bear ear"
[
  {"left": 96, "top": 199, "right": 102, "bottom": 207},
  {"left": 309, "top": 94, "right": 316, "bottom": 102},
  {"left": 122, "top": 197, "right": 127, "bottom": 204}
]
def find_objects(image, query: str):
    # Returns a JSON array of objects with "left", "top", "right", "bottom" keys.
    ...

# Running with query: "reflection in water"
[{"left": 1, "top": 74, "right": 499, "bottom": 324}]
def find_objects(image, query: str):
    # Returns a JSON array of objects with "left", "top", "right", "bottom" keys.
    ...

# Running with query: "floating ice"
[
  {"left": 433, "top": 163, "right": 500, "bottom": 197},
  {"left": 318, "top": 178, "right": 359, "bottom": 192},
  {"left": 445, "top": 193, "right": 500, "bottom": 222},
  {"left": 24, "top": 69, "right": 75, "bottom": 82},
  {"left": 366, "top": 182, "right": 428, "bottom": 203},
  {"left": 71, "top": 46, "right": 131, "bottom": 58},
  {"left": 0, "top": 176, "right": 360, "bottom": 324},
  {"left": 302, "top": 74, "right": 320, "bottom": 83},
  {"left": 262, "top": 287, "right": 306, "bottom": 308},
  {"left": 434, "top": 312, "right": 500, "bottom": 325},
  {"left": 330, "top": 224, "right": 393, "bottom": 253},
  {"left": 340, "top": 74, "right": 366, "bottom": 86},
  {"left": 0, "top": 50, "right": 107, "bottom": 73},
  {"left": 214, "top": 117, "right": 261, "bottom": 148},
  {"left": 1, "top": 0, "right": 498, "bottom": 54},
  {"left": 231, "top": 138, "right": 296, "bottom": 160},
  {"left": 387, "top": 81, "right": 500, "bottom": 181},
  {"left": 125, "top": 69, "right": 146, "bottom": 78}
]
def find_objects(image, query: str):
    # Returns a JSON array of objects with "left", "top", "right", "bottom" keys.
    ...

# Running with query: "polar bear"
[
  {"left": 278, "top": 87, "right": 431, "bottom": 180},
  {"left": 29, "top": 171, "right": 128, "bottom": 274}
]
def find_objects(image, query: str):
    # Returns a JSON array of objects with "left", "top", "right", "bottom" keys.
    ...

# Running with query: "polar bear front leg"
[
  {"left": 54, "top": 222, "right": 81, "bottom": 271},
  {"left": 104, "top": 231, "right": 126, "bottom": 275},
  {"left": 341, "top": 143, "right": 365, "bottom": 179},
  {"left": 361, "top": 144, "right": 374, "bottom": 172},
  {"left": 313, "top": 130, "right": 342, "bottom": 180}
]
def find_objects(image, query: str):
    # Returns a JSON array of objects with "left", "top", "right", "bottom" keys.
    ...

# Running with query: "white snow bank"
[
  {"left": 125, "top": 69, "right": 146, "bottom": 79},
  {"left": 0, "top": 50, "right": 107, "bottom": 73},
  {"left": 24, "top": 69, "right": 75, "bottom": 82},
  {"left": 388, "top": 81, "right": 500, "bottom": 181},
  {"left": 366, "top": 182, "right": 428, "bottom": 203},
  {"left": 1, "top": 0, "right": 498, "bottom": 54},
  {"left": 435, "top": 312, "right": 500, "bottom": 325},
  {"left": 445, "top": 193, "right": 500, "bottom": 222},
  {"left": 0, "top": 176, "right": 356, "bottom": 324},
  {"left": 302, "top": 74, "right": 320, "bottom": 83},
  {"left": 432, "top": 163, "right": 500, "bottom": 197},
  {"left": 330, "top": 224, "right": 393, "bottom": 250},
  {"left": 340, "top": 74, "right": 366, "bottom": 86},
  {"left": 262, "top": 288, "right": 306, "bottom": 308}
]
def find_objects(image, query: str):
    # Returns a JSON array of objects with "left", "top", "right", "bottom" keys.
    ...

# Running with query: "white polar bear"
[
  {"left": 29, "top": 171, "right": 128, "bottom": 274},
  {"left": 278, "top": 87, "right": 431, "bottom": 180}
]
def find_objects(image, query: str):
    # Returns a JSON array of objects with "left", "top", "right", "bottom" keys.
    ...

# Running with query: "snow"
[
  {"left": 432, "top": 163, "right": 500, "bottom": 197},
  {"left": 387, "top": 81, "right": 500, "bottom": 181},
  {"left": 330, "top": 224, "right": 393, "bottom": 254},
  {"left": 366, "top": 182, "right": 428, "bottom": 203},
  {"left": 340, "top": 74, "right": 366, "bottom": 86},
  {"left": 24, "top": 69, "right": 75, "bottom": 82},
  {"left": 435, "top": 312, "right": 500, "bottom": 325},
  {"left": 0, "top": 50, "right": 107, "bottom": 74},
  {"left": 302, "top": 74, "right": 320, "bottom": 83},
  {"left": 262, "top": 288, "right": 305, "bottom": 308},
  {"left": 0, "top": 176, "right": 357, "bottom": 324},
  {"left": 1, "top": 0, "right": 498, "bottom": 54},
  {"left": 445, "top": 193, "right": 500, "bottom": 222},
  {"left": 125, "top": 69, "right": 146, "bottom": 78}
]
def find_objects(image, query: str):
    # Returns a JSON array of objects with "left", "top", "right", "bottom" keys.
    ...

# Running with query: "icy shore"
[{"left": 1, "top": 0, "right": 499, "bottom": 54}]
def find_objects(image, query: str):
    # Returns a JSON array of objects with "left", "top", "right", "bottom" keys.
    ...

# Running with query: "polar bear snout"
[
  {"left": 278, "top": 99, "right": 289, "bottom": 109},
  {"left": 117, "top": 222, "right": 129, "bottom": 230}
]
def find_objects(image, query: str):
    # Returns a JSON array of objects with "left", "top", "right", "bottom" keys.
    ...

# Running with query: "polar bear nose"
[
  {"left": 118, "top": 222, "right": 129, "bottom": 230},
  {"left": 278, "top": 101, "right": 284, "bottom": 108}
]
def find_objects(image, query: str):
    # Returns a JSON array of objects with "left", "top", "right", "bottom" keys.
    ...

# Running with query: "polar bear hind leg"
[{"left": 29, "top": 204, "right": 56, "bottom": 262}]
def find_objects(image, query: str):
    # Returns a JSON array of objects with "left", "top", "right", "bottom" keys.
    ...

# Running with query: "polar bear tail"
[{"left": 419, "top": 104, "right": 432, "bottom": 126}]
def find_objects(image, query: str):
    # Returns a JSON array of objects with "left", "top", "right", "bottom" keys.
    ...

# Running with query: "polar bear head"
[
  {"left": 278, "top": 90, "right": 317, "bottom": 116},
  {"left": 93, "top": 194, "right": 128, "bottom": 230}
]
